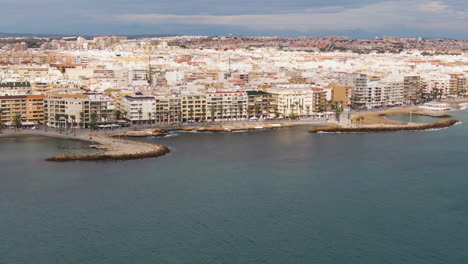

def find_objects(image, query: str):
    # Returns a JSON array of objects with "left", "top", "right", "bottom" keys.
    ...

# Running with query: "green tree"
[
  {"left": 238, "top": 104, "right": 244, "bottom": 120},
  {"left": 79, "top": 112, "right": 84, "bottom": 129},
  {"left": 54, "top": 113, "right": 61, "bottom": 131},
  {"left": 115, "top": 110, "right": 122, "bottom": 120},
  {"left": 210, "top": 104, "right": 216, "bottom": 122},
  {"left": 90, "top": 113, "right": 98, "bottom": 132},
  {"left": 70, "top": 115, "right": 76, "bottom": 136},
  {"left": 102, "top": 113, "right": 108, "bottom": 124},
  {"left": 147, "top": 112, "right": 152, "bottom": 125},
  {"left": 12, "top": 114, "right": 22, "bottom": 130},
  {"left": 138, "top": 109, "right": 142, "bottom": 125},
  {"left": 201, "top": 105, "right": 206, "bottom": 123},
  {"left": 43, "top": 114, "right": 48, "bottom": 132},
  {"left": 188, "top": 107, "right": 194, "bottom": 122}
]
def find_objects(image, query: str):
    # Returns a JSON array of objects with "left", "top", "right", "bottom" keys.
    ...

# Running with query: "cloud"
[
  {"left": 0, "top": 0, "right": 466, "bottom": 38},
  {"left": 113, "top": 0, "right": 468, "bottom": 33}
]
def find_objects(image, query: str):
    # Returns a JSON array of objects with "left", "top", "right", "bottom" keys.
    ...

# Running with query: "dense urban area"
[{"left": 0, "top": 35, "right": 467, "bottom": 129}]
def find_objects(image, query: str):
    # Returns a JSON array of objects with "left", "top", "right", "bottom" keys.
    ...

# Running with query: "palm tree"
[
  {"left": 219, "top": 105, "right": 224, "bottom": 123},
  {"left": 254, "top": 105, "right": 260, "bottom": 116},
  {"left": 102, "top": 113, "right": 108, "bottom": 124},
  {"left": 166, "top": 110, "right": 171, "bottom": 126},
  {"left": 137, "top": 109, "right": 142, "bottom": 126},
  {"left": 248, "top": 105, "right": 255, "bottom": 116},
  {"left": 148, "top": 112, "right": 152, "bottom": 125},
  {"left": 201, "top": 105, "right": 206, "bottom": 123},
  {"left": 12, "top": 114, "right": 22, "bottom": 130},
  {"left": 79, "top": 112, "right": 84, "bottom": 129},
  {"left": 115, "top": 110, "right": 122, "bottom": 120},
  {"left": 0, "top": 108, "right": 6, "bottom": 130},
  {"left": 177, "top": 111, "right": 182, "bottom": 124},
  {"left": 210, "top": 104, "right": 216, "bottom": 122},
  {"left": 43, "top": 114, "right": 48, "bottom": 132},
  {"left": 70, "top": 115, "right": 76, "bottom": 136},
  {"left": 90, "top": 113, "right": 97, "bottom": 135},
  {"left": 54, "top": 113, "right": 60, "bottom": 131},
  {"left": 299, "top": 104, "right": 304, "bottom": 119},
  {"left": 305, "top": 105, "right": 311, "bottom": 117},
  {"left": 238, "top": 104, "right": 244, "bottom": 120},
  {"left": 63, "top": 114, "right": 69, "bottom": 133},
  {"left": 188, "top": 107, "right": 194, "bottom": 123}
]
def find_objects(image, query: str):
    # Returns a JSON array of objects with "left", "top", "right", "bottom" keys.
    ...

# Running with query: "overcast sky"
[{"left": 0, "top": 0, "right": 466, "bottom": 39}]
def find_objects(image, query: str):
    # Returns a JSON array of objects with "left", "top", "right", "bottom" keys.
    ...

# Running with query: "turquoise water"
[{"left": 1, "top": 111, "right": 468, "bottom": 263}]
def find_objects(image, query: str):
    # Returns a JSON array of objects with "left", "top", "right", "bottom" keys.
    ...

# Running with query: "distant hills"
[{"left": 0, "top": 33, "right": 179, "bottom": 39}]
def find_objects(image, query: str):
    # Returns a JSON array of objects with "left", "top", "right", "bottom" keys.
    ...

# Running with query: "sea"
[{"left": 1, "top": 110, "right": 467, "bottom": 263}]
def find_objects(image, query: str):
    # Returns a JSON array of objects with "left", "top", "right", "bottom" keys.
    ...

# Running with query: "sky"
[{"left": 0, "top": 0, "right": 466, "bottom": 39}]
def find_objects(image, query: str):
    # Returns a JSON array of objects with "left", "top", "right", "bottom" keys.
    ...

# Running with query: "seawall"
[{"left": 309, "top": 119, "right": 459, "bottom": 133}]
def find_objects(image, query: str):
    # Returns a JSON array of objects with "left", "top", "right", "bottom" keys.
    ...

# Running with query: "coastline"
[
  {"left": 310, "top": 119, "right": 459, "bottom": 133},
  {"left": 350, "top": 107, "right": 452, "bottom": 126},
  {"left": 0, "top": 131, "right": 170, "bottom": 162}
]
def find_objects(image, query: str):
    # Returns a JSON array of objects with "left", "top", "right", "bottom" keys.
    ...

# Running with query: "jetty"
[
  {"left": 46, "top": 134, "right": 169, "bottom": 161},
  {"left": 176, "top": 123, "right": 294, "bottom": 132},
  {"left": 310, "top": 119, "right": 459, "bottom": 133}
]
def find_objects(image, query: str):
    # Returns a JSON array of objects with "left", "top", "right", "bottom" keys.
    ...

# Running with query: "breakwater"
[
  {"left": 47, "top": 143, "right": 170, "bottom": 161},
  {"left": 177, "top": 123, "right": 294, "bottom": 132},
  {"left": 310, "top": 119, "right": 459, "bottom": 133}
]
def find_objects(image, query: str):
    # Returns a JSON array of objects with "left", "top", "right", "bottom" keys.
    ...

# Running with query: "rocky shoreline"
[
  {"left": 110, "top": 128, "right": 169, "bottom": 137},
  {"left": 176, "top": 123, "right": 295, "bottom": 132},
  {"left": 309, "top": 119, "right": 459, "bottom": 133},
  {"left": 47, "top": 142, "right": 170, "bottom": 161}
]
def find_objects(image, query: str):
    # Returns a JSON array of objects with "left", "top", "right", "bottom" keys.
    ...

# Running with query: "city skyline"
[{"left": 0, "top": 0, "right": 467, "bottom": 39}]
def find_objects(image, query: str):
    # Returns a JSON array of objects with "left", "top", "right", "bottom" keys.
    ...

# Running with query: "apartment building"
[
  {"left": 155, "top": 96, "right": 182, "bottom": 125},
  {"left": 206, "top": 91, "right": 248, "bottom": 122},
  {"left": 0, "top": 94, "right": 45, "bottom": 125},
  {"left": 246, "top": 90, "right": 278, "bottom": 117},
  {"left": 267, "top": 87, "right": 313, "bottom": 117},
  {"left": 404, "top": 76, "right": 422, "bottom": 102},
  {"left": 120, "top": 95, "right": 156, "bottom": 125},
  {"left": 336, "top": 73, "right": 368, "bottom": 107},
  {"left": 325, "top": 83, "right": 353, "bottom": 106},
  {"left": 449, "top": 74, "right": 467, "bottom": 96},
  {"left": 311, "top": 88, "right": 327, "bottom": 112},
  {"left": 46, "top": 93, "right": 115, "bottom": 128},
  {"left": 181, "top": 93, "right": 207, "bottom": 122}
]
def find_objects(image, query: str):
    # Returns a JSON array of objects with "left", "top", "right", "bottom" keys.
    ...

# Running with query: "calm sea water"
[{"left": 1, "top": 111, "right": 468, "bottom": 264}]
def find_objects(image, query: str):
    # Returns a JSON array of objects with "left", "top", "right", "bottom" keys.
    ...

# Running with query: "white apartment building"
[
  {"left": 267, "top": 87, "right": 313, "bottom": 116},
  {"left": 120, "top": 95, "right": 156, "bottom": 124},
  {"left": 45, "top": 93, "right": 116, "bottom": 128}
]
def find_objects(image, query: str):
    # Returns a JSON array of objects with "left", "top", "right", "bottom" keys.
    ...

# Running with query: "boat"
[{"left": 419, "top": 102, "right": 451, "bottom": 111}]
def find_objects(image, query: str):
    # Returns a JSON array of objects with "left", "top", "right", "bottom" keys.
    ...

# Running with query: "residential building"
[
  {"left": 120, "top": 95, "right": 156, "bottom": 125},
  {"left": 206, "top": 91, "right": 248, "bottom": 122}
]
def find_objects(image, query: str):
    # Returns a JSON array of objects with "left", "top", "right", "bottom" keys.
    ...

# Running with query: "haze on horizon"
[{"left": 0, "top": 0, "right": 467, "bottom": 39}]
